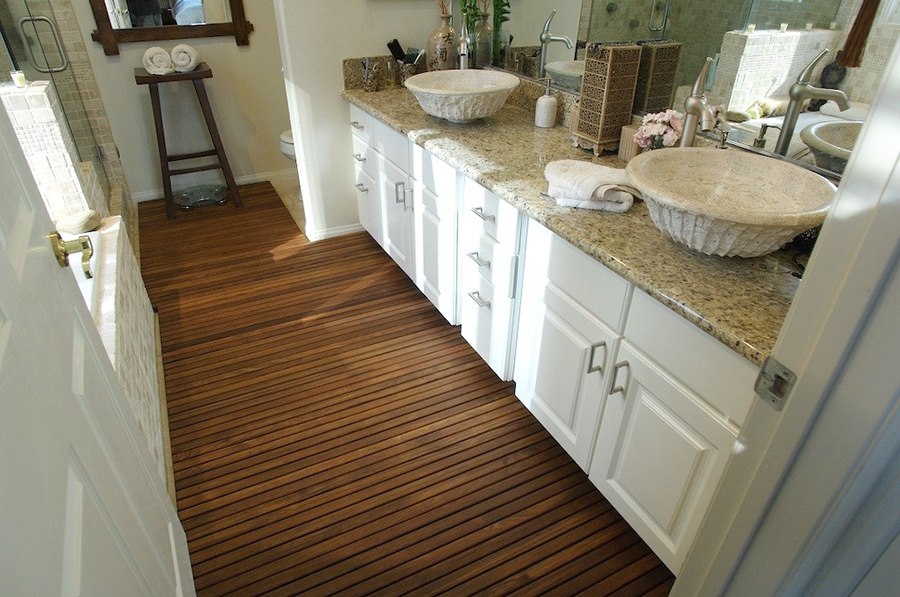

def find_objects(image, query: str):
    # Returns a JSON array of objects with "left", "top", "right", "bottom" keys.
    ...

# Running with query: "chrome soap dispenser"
[{"left": 535, "top": 77, "right": 557, "bottom": 128}]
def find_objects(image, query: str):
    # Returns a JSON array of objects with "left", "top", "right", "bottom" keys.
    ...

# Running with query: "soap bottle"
[{"left": 535, "top": 78, "right": 557, "bottom": 128}]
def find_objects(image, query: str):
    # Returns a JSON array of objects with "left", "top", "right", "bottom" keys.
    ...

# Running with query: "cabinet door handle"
[
  {"left": 610, "top": 361, "right": 630, "bottom": 396},
  {"left": 587, "top": 341, "right": 607, "bottom": 374},
  {"left": 352, "top": 153, "right": 366, "bottom": 163},
  {"left": 467, "top": 251, "right": 491, "bottom": 269},
  {"left": 467, "top": 291, "right": 491, "bottom": 309},
  {"left": 350, "top": 120, "right": 365, "bottom": 130},
  {"left": 470, "top": 206, "right": 495, "bottom": 222},
  {"left": 355, "top": 183, "right": 369, "bottom": 193},
  {"left": 394, "top": 181, "right": 407, "bottom": 204}
]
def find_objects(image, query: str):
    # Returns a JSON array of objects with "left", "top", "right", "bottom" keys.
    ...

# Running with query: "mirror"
[
  {"left": 89, "top": 0, "right": 252, "bottom": 56},
  {"left": 495, "top": 0, "right": 895, "bottom": 180}
]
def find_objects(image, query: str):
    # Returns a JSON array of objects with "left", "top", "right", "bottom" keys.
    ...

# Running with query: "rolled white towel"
[
  {"left": 171, "top": 44, "right": 201, "bottom": 73},
  {"left": 143, "top": 46, "right": 174, "bottom": 76},
  {"left": 544, "top": 159, "right": 641, "bottom": 212}
]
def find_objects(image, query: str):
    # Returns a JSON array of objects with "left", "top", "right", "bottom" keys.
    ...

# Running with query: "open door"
[{"left": 0, "top": 92, "right": 193, "bottom": 593}]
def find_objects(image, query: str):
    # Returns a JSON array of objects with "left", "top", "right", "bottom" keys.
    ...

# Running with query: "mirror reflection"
[
  {"left": 493, "top": 0, "right": 898, "bottom": 179},
  {"left": 111, "top": 0, "right": 231, "bottom": 29}
]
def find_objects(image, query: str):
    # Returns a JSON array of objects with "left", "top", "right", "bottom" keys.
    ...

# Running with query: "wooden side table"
[{"left": 134, "top": 62, "right": 241, "bottom": 219}]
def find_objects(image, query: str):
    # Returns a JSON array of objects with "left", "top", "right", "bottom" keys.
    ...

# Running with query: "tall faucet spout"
[
  {"left": 539, "top": 10, "right": 574, "bottom": 78},
  {"left": 679, "top": 57, "right": 716, "bottom": 147}
]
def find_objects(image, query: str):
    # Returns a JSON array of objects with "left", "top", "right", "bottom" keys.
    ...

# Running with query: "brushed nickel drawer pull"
[
  {"left": 467, "top": 291, "right": 491, "bottom": 309},
  {"left": 355, "top": 183, "right": 369, "bottom": 193},
  {"left": 610, "top": 361, "right": 630, "bottom": 396},
  {"left": 587, "top": 341, "right": 607, "bottom": 374},
  {"left": 350, "top": 120, "right": 365, "bottom": 130},
  {"left": 471, "top": 206, "right": 495, "bottom": 222},
  {"left": 395, "top": 181, "right": 406, "bottom": 204},
  {"left": 352, "top": 153, "right": 366, "bottom": 162},
  {"left": 467, "top": 251, "right": 491, "bottom": 269}
]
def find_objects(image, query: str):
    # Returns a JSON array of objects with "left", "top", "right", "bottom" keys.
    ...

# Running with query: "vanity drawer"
[
  {"left": 351, "top": 134, "right": 378, "bottom": 180},
  {"left": 462, "top": 177, "right": 521, "bottom": 246},
  {"left": 371, "top": 118, "right": 410, "bottom": 173},
  {"left": 460, "top": 266, "right": 516, "bottom": 380},
  {"left": 460, "top": 230, "right": 519, "bottom": 299},
  {"left": 348, "top": 104, "right": 374, "bottom": 144},
  {"left": 412, "top": 144, "right": 457, "bottom": 196}
]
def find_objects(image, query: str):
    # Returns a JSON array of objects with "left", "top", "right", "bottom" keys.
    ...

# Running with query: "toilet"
[{"left": 280, "top": 130, "right": 295, "bottom": 161}]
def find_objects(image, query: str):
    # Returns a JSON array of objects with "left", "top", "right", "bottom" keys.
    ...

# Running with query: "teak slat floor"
[{"left": 139, "top": 182, "right": 675, "bottom": 596}]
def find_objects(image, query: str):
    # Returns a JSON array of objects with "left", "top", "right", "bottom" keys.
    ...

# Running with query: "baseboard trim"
[
  {"left": 304, "top": 223, "right": 365, "bottom": 242},
  {"left": 132, "top": 168, "right": 299, "bottom": 202}
]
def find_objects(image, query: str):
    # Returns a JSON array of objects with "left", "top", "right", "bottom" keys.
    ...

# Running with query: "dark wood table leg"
[
  {"left": 192, "top": 79, "right": 242, "bottom": 208},
  {"left": 148, "top": 82, "right": 176, "bottom": 220}
]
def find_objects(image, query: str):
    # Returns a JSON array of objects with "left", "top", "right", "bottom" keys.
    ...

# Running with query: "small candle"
[
  {"left": 746, "top": 24, "right": 756, "bottom": 34},
  {"left": 10, "top": 70, "right": 26, "bottom": 88},
  {"left": 780, "top": 23, "right": 788, "bottom": 32},
  {"left": 805, "top": 23, "right": 813, "bottom": 31}
]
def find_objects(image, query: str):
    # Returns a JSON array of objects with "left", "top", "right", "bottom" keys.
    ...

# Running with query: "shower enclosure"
[{"left": 1, "top": 0, "right": 109, "bottom": 195}]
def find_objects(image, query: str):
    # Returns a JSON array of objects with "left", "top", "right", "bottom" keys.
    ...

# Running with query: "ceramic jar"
[
  {"left": 427, "top": 14, "right": 456, "bottom": 71},
  {"left": 474, "top": 12, "right": 493, "bottom": 69}
]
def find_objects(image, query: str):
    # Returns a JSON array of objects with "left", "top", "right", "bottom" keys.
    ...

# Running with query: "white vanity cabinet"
[
  {"left": 589, "top": 289, "right": 758, "bottom": 574},
  {"left": 458, "top": 177, "right": 525, "bottom": 380},
  {"left": 412, "top": 146, "right": 459, "bottom": 324},
  {"left": 514, "top": 221, "right": 631, "bottom": 471},
  {"left": 348, "top": 104, "right": 416, "bottom": 281}
]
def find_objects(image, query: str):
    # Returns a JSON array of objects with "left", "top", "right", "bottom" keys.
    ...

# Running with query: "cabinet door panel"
[
  {"left": 460, "top": 261, "right": 514, "bottom": 380},
  {"left": 590, "top": 342, "right": 737, "bottom": 574},
  {"left": 378, "top": 156, "right": 415, "bottom": 281},
  {"left": 416, "top": 183, "right": 457, "bottom": 324},
  {"left": 354, "top": 166, "right": 382, "bottom": 246}
]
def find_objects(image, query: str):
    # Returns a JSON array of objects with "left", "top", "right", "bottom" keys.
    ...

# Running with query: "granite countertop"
[{"left": 343, "top": 87, "right": 804, "bottom": 366}]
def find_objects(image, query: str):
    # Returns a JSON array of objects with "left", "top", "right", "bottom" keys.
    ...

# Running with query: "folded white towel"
[
  {"left": 820, "top": 100, "right": 869, "bottom": 121},
  {"left": 544, "top": 159, "right": 641, "bottom": 212},
  {"left": 143, "top": 47, "right": 174, "bottom": 75},
  {"left": 171, "top": 44, "right": 201, "bottom": 73}
]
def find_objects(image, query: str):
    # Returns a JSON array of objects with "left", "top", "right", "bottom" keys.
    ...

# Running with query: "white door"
[
  {"left": 379, "top": 155, "right": 416, "bottom": 281},
  {"left": 0, "top": 105, "right": 193, "bottom": 594},
  {"left": 590, "top": 342, "right": 737, "bottom": 574}
]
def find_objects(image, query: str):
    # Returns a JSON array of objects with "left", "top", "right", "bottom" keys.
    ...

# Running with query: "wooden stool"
[{"left": 135, "top": 62, "right": 241, "bottom": 219}]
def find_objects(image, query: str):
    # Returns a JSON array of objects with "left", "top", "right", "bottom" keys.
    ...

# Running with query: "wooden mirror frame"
[{"left": 89, "top": 0, "right": 253, "bottom": 56}]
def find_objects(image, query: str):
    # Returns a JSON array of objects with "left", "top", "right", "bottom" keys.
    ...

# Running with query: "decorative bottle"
[
  {"left": 427, "top": 14, "right": 456, "bottom": 71},
  {"left": 474, "top": 12, "right": 493, "bottom": 69},
  {"left": 535, "top": 78, "right": 557, "bottom": 128}
]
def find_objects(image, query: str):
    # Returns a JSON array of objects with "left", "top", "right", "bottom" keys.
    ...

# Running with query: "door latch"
[
  {"left": 754, "top": 356, "right": 796, "bottom": 411},
  {"left": 50, "top": 232, "right": 93, "bottom": 279}
]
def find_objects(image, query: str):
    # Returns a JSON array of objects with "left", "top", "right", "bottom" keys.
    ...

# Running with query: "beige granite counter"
[{"left": 343, "top": 87, "right": 804, "bottom": 366}]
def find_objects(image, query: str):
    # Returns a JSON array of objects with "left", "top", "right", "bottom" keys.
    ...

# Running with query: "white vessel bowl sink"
[
  {"left": 800, "top": 120, "right": 863, "bottom": 174},
  {"left": 626, "top": 148, "right": 835, "bottom": 257},
  {"left": 545, "top": 60, "right": 585, "bottom": 92},
  {"left": 404, "top": 70, "right": 520, "bottom": 123}
]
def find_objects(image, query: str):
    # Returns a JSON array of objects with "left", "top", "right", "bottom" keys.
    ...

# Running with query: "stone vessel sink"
[
  {"left": 626, "top": 148, "right": 835, "bottom": 257},
  {"left": 545, "top": 60, "right": 585, "bottom": 92},
  {"left": 800, "top": 120, "right": 863, "bottom": 174},
  {"left": 403, "top": 70, "right": 520, "bottom": 123}
]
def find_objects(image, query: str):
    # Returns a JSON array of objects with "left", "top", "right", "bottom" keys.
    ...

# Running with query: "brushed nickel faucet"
[
  {"left": 539, "top": 10, "right": 574, "bottom": 79},
  {"left": 774, "top": 49, "right": 850, "bottom": 156},
  {"left": 679, "top": 57, "right": 717, "bottom": 147}
]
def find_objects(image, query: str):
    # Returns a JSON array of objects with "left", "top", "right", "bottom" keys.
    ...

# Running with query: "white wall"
[
  {"left": 274, "top": 0, "right": 580, "bottom": 240},
  {"left": 72, "top": 1, "right": 292, "bottom": 200}
]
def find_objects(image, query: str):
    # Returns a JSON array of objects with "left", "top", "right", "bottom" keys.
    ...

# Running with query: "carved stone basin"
[
  {"left": 545, "top": 60, "right": 585, "bottom": 92},
  {"left": 403, "top": 70, "right": 520, "bottom": 123},
  {"left": 800, "top": 120, "right": 863, "bottom": 174},
  {"left": 626, "top": 147, "right": 836, "bottom": 257}
]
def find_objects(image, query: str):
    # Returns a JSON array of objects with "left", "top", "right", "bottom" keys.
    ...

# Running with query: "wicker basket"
[{"left": 571, "top": 42, "right": 642, "bottom": 155}]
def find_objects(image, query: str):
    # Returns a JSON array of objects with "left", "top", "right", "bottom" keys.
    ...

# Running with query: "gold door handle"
[{"left": 50, "top": 232, "right": 93, "bottom": 279}]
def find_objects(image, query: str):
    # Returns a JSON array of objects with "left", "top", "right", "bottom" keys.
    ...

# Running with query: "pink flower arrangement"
[{"left": 633, "top": 109, "right": 684, "bottom": 150}]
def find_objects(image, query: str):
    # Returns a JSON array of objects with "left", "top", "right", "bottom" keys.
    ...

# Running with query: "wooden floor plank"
[{"left": 139, "top": 183, "right": 674, "bottom": 596}]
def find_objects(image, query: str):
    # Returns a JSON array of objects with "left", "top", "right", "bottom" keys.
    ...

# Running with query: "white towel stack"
[
  {"left": 171, "top": 44, "right": 201, "bottom": 73},
  {"left": 142, "top": 47, "right": 174, "bottom": 75},
  {"left": 544, "top": 160, "right": 641, "bottom": 212}
]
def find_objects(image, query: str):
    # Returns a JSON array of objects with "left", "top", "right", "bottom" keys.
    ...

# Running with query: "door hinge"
[{"left": 754, "top": 357, "right": 796, "bottom": 411}]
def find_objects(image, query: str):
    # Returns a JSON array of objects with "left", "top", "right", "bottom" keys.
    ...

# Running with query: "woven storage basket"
[
  {"left": 633, "top": 40, "right": 682, "bottom": 114},
  {"left": 571, "top": 42, "right": 642, "bottom": 155}
]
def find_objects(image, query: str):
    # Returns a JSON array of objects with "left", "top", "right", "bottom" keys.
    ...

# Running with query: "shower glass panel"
[{"left": 1, "top": 0, "right": 109, "bottom": 195}]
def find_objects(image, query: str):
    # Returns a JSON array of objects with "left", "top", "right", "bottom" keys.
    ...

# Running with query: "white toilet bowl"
[{"left": 280, "top": 130, "right": 296, "bottom": 161}]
